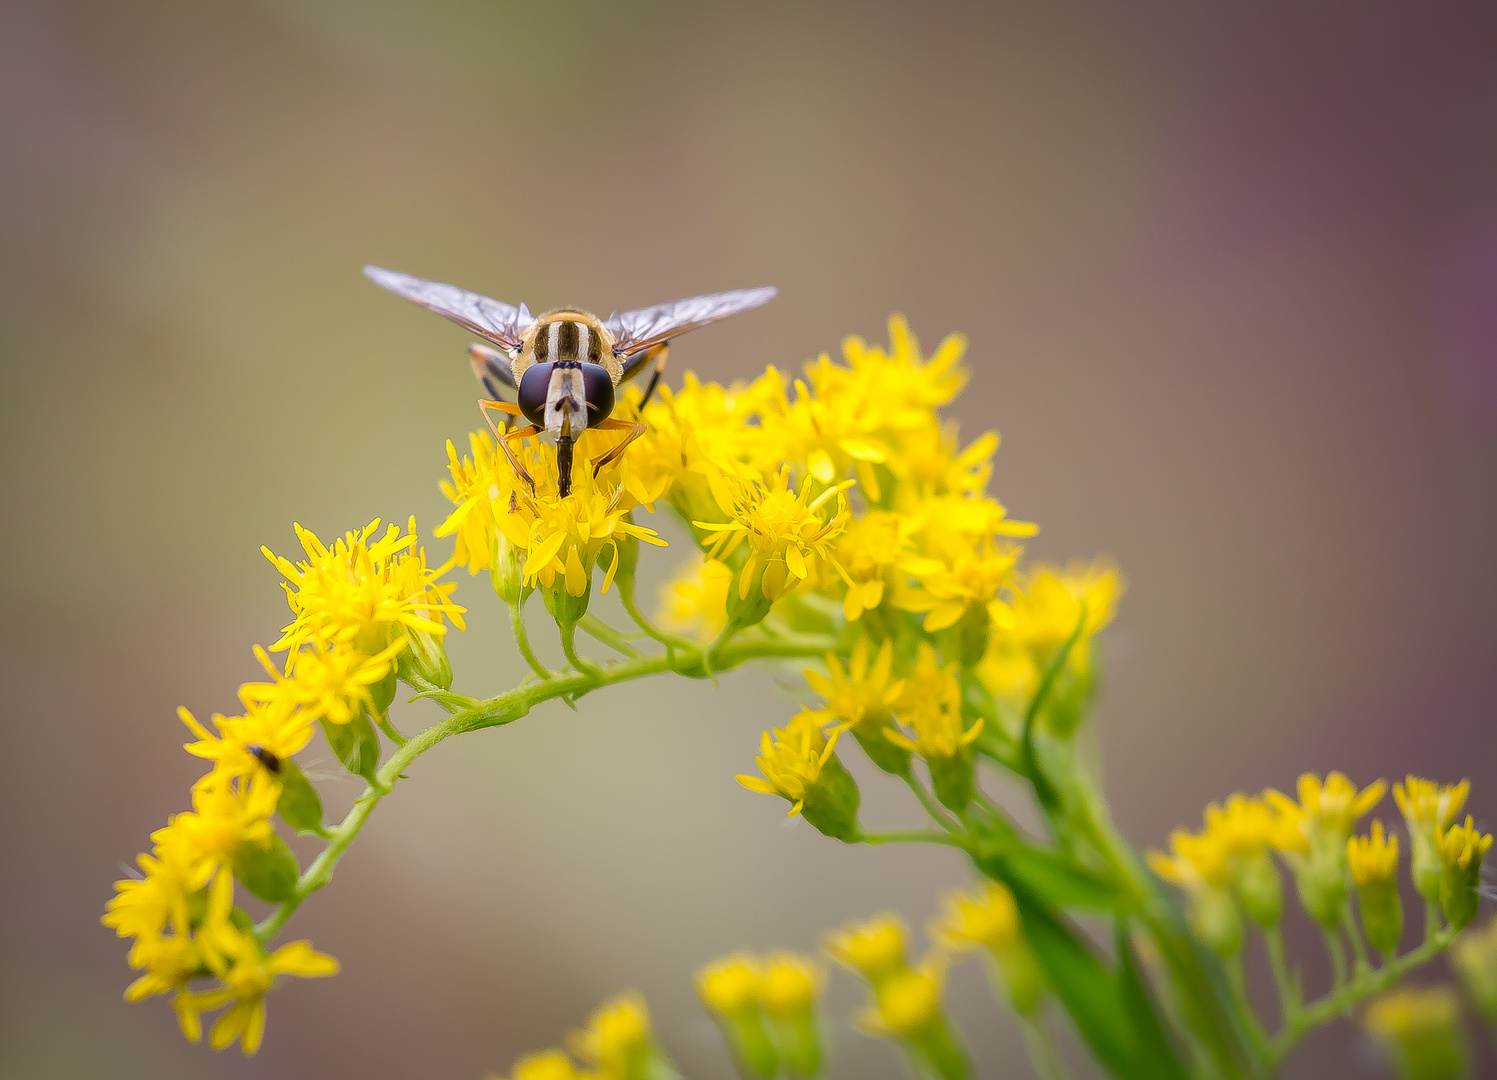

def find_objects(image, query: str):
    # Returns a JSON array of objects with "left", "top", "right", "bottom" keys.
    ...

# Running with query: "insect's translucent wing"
[
  {"left": 607, "top": 286, "right": 777, "bottom": 359},
  {"left": 363, "top": 265, "right": 533, "bottom": 352}
]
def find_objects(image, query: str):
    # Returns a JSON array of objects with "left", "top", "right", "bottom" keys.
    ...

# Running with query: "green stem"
[
  {"left": 1322, "top": 927, "right": 1348, "bottom": 996},
  {"left": 1266, "top": 927, "right": 1458, "bottom": 1064},
  {"left": 1263, "top": 923, "right": 1300, "bottom": 1028},
  {"left": 510, "top": 598, "right": 552, "bottom": 679},
  {"left": 618, "top": 578, "right": 694, "bottom": 654},
  {"left": 1227, "top": 953, "right": 1272, "bottom": 1063},
  {"left": 1020, "top": 603, "right": 1087, "bottom": 816},
  {"left": 578, "top": 613, "right": 642, "bottom": 658},
  {"left": 898, "top": 766, "right": 958, "bottom": 832},
  {"left": 560, "top": 619, "right": 604, "bottom": 680},
  {"left": 1022, "top": 1012, "right": 1072, "bottom": 1080},
  {"left": 1342, "top": 903, "right": 1371, "bottom": 975},
  {"left": 252, "top": 634, "right": 836, "bottom": 946}
]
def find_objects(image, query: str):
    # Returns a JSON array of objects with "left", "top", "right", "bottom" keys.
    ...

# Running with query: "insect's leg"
[
  {"left": 490, "top": 413, "right": 540, "bottom": 494},
  {"left": 588, "top": 419, "right": 648, "bottom": 477},
  {"left": 469, "top": 343, "right": 518, "bottom": 395},
  {"left": 479, "top": 398, "right": 525, "bottom": 438},
  {"left": 636, "top": 344, "right": 669, "bottom": 408}
]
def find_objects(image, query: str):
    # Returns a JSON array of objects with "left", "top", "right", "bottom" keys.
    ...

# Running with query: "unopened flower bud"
[
  {"left": 696, "top": 954, "right": 777, "bottom": 1079},
  {"left": 1438, "top": 816, "right": 1493, "bottom": 932},
  {"left": 1348, "top": 822, "right": 1403, "bottom": 956},
  {"left": 490, "top": 529, "right": 524, "bottom": 605},
  {"left": 761, "top": 953, "right": 825, "bottom": 1078},
  {"left": 397, "top": 627, "right": 452, "bottom": 690},
  {"left": 1363, "top": 986, "right": 1468, "bottom": 1080}
]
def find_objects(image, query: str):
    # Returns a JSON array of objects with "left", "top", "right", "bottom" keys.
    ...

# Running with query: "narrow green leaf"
[
  {"left": 1115, "top": 920, "right": 1189, "bottom": 1080},
  {"left": 1008, "top": 884, "right": 1134, "bottom": 1076},
  {"left": 978, "top": 848, "right": 1125, "bottom": 913},
  {"left": 232, "top": 832, "right": 299, "bottom": 903},
  {"left": 275, "top": 759, "right": 323, "bottom": 833}
]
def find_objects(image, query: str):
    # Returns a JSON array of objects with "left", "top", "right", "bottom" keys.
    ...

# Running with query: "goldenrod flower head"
[
  {"left": 898, "top": 526, "right": 1026, "bottom": 633},
  {"left": 179, "top": 694, "right": 314, "bottom": 784},
  {"left": 1148, "top": 828, "right": 1233, "bottom": 890},
  {"left": 696, "top": 953, "right": 762, "bottom": 1017},
  {"left": 1395, "top": 776, "right": 1470, "bottom": 835},
  {"left": 886, "top": 421, "right": 997, "bottom": 503},
  {"left": 243, "top": 637, "right": 405, "bottom": 727},
  {"left": 1362, "top": 986, "right": 1468, "bottom": 1080},
  {"left": 171, "top": 774, "right": 281, "bottom": 864},
  {"left": 501, "top": 478, "right": 666, "bottom": 598},
  {"left": 930, "top": 882, "right": 1022, "bottom": 955},
  {"left": 657, "top": 555, "right": 732, "bottom": 641},
  {"left": 436, "top": 431, "right": 524, "bottom": 574},
  {"left": 1347, "top": 820, "right": 1400, "bottom": 889},
  {"left": 1265, "top": 772, "right": 1387, "bottom": 847},
  {"left": 824, "top": 913, "right": 908, "bottom": 983},
  {"left": 263, "top": 518, "right": 464, "bottom": 656},
  {"left": 1203, "top": 794, "right": 1299, "bottom": 858},
  {"left": 1438, "top": 815, "right": 1492, "bottom": 873},
  {"left": 736, "top": 709, "right": 842, "bottom": 816},
  {"left": 103, "top": 834, "right": 214, "bottom": 945},
  {"left": 805, "top": 637, "right": 902, "bottom": 734},
  {"left": 500, "top": 1050, "right": 595, "bottom": 1080},
  {"left": 696, "top": 465, "right": 851, "bottom": 604},
  {"left": 812, "top": 316, "right": 968, "bottom": 422},
  {"left": 179, "top": 928, "right": 338, "bottom": 1054},
  {"left": 833, "top": 510, "right": 915, "bottom": 621},
  {"left": 885, "top": 644, "right": 982, "bottom": 760},
  {"left": 570, "top": 991, "right": 653, "bottom": 1080},
  {"left": 856, "top": 954, "right": 948, "bottom": 1038},
  {"left": 760, "top": 952, "right": 823, "bottom": 1019}
]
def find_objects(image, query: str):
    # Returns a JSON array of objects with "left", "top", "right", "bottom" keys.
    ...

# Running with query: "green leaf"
[
  {"left": 1009, "top": 884, "right": 1134, "bottom": 1077},
  {"left": 1115, "top": 920, "right": 1189, "bottom": 1080},
  {"left": 232, "top": 832, "right": 300, "bottom": 903},
  {"left": 275, "top": 759, "right": 324, "bottom": 833},
  {"left": 323, "top": 715, "right": 379, "bottom": 781},
  {"left": 975, "top": 847, "right": 1124, "bottom": 913}
]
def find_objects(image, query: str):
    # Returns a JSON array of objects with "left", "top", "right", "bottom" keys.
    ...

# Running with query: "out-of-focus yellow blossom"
[
  {"left": 569, "top": 992, "right": 657, "bottom": 1080},
  {"left": 242, "top": 637, "right": 405, "bottom": 727},
  {"left": 263, "top": 518, "right": 463, "bottom": 656},
  {"left": 697, "top": 952, "right": 762, "bottom": 1016},
  {"left": 1395, "top": 777, "right": 1471, "bottom": 902},
  {"left": 1265, "top": 772, "right": 1386, "bottom": 931},
  {"left": 1437, "top": 815, "right": 1493, "bottom": 931},
  {"left": 492, "top": 1050, "right": 598, "bottom": 1080},
  {"left": 172, "top": 777, "right": 281, "bottom": 864},
  {"left": 898, "top": 521, "right": 1028, "bottom": 633},
  {"left": 1348, "top": 821, "right": 1403, "bottom": 955},
  {"left": 1149, "top": 826, "right": 1242, "bottom": 956},
  {"left": 885, "top": 644, "right": 982, "bottom": 759},
  {"left": 833, "top": 510, "right": 917, "bottom": 621},
  {"left": 825, "top": 914, "right": 908, "bottom": 986},
  {"left": 696, "top": 466, "right": 852, "bottom": 606},
  {"left": 760, "top": 952, "right": 824, "bottom": 1020},
  {"left": 178, "top": 697, "right": 313, "bottom": 781},
  {"left": 1363, "top": 986, "right": 1468, "bottom": 1080},
  {"left": 931, "top": 881, "right": 1044, "bottom": 1015},
  {"left": 657, "top": 556, "right": 733, "bottom": 641},
  {"left": 855, "top": 953, "right": 971, "bottom": 1080},
  {"left": 886, "top": 422, "right": 997, "bottom": 503}
]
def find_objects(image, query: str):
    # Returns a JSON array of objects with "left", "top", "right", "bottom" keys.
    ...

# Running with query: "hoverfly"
[{"left": 364, "top": 266, "right": 776, "bottom": 497}]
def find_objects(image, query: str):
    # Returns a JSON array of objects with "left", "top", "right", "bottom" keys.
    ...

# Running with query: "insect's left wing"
[
  {"left": 607, "top": 287, "right": 777, "bottom": 365},
  {"left": 363, "top": 265, "right": 533, "bottom": 353}
]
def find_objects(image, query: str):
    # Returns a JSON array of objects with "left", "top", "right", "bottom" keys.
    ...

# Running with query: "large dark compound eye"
[
  {"left": 517, "top": 362, "right": 552, "bottom": 427},
  {"left": 581, "top": 363, "right": 615, "bottom": 426}
]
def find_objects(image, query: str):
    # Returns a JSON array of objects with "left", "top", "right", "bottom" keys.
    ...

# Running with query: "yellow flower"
[
  {"left": 736, "top": 709, "right": 843, "bottom": 816},
  {"left": 884, "top": 645, "right": 982, "bottom": 760},
  {"left": 1265, "top": 772, "right": 1387, "bottom": 849},
  {"left": 825, "top": 913, "right": 908, "bottom": 984},
  {"left": 263, "top": 518, "right": 464, "bottom": 656},
  {"left": 170, "top": 774, "right": 281, "bottom": 865},
  {"left": 886, "top": 420, "right": 997, "bottom": 503},
  {"left": 179, "top": 697, "right": 314, "bottom": 782},
  {"left": 1347, "top": 820, "right": 1400, "bottom": 889},
  {"left": 1149, "top": 829, "right": 1233, "bottom": 891},
  {"left": 501, "top": 478, "right": 666, "bottom": 598},
  {"left": 103, "top": 828, "right": 216, "bottom": 945},
  {"left": 1395, "top": 776, "right": 1470, "bottom": 901},
  {"left": 181, "top": 929, "right": 339, "bottom": 1054},
  {"left": 657, "top": 556, "right": 733, "bottom": 641},
  {"left": 499, "top": 1050, "right": 596, "bottom": 1080},
  {"left": 569, "top": 991, "right": 653, "bottom": 1080},
  {"left": 898, "top": 526, "right": 1026, "bottom": 633},
  {"left": 804, "top": 638, "right": 902, "bottom": 735},
  {"left": 1362, "top": 986, "right": 1468, "bottom": 1079},
  {"left": 856, "top": 955, "right": 948, "bottom": 1038},
  {"left": 833, "top": 510, "right": 916, "bottom": 621},
  {"left": 696, "top": 465, "right": 851, "bottom": 604},
  {"left": 760, "top": 953, "right": 824, "bottom": 1020},
  {"left": 243, "top": 637, "right": 405, "bottom": 727},
  {"left": 696, "top": 953, "right": 762, "bottom": 1017},
  {"left": 930, "top": 882, "right": 1022, "bottom": 955},
  {"left": 436, "top": 431, "right": 526, "bottom": 574}
]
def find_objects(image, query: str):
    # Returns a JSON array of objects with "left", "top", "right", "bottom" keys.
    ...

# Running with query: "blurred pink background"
[{"left": 2, "top": 3, "right": 1495, "bottom": 1077}]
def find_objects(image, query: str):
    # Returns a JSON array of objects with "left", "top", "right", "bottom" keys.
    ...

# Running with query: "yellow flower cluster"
[
  {"left": 1151, "top": 773, "right": 1490, "bottom": 954},
  {"left": 102, "top": 519, "right": 462, "bottom": 1053},
  {"left": 490, "top": 992, "right": 670, "bottom": 1080}
]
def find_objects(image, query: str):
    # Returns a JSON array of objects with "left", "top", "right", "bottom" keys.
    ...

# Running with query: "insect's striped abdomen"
[{"left": 534, "top": 316, "right": 604, "bottom": 366}]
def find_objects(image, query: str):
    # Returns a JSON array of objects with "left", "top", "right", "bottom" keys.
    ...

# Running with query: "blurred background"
[{"left": 3, "top": 2, "right": 1496, "bottom": 1077}]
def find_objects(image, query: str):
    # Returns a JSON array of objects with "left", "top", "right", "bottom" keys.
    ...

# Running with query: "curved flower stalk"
[{"left": 104, "top": 316, "right": 1488, "bottom": 1080}]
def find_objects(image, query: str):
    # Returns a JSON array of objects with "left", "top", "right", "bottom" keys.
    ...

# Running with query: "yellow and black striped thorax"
[{"left": 513, "top": 309, "right": 622, "bottom": 384}]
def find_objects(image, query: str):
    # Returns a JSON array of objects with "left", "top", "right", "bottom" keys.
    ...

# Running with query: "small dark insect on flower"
[
  {"left": 248, "top": 744, "right": 282, "bottom": 774},
  {"left": 363, "top": 266, "right": 776, "bottom": 497}
]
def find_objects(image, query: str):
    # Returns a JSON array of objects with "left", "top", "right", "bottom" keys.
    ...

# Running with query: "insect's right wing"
[
  {"left": 363, "top": 265, "right": 534, "bottom": 353},
  {"left": 607, "top": 287, "right": 777, "bottom": 379}
]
